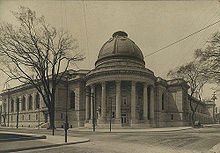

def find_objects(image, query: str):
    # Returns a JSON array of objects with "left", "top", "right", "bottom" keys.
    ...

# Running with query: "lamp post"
[
  {"left": 91, "top": 91, "right": 95, "bottom": 132},
  {"left": 64, "top": 75, "right": 70, "bottom": 143},
  {"left": 109, "top": 98, "right": 112, "bottom": 132},
  {"left": 38, "top": 107, "right": 40, "bottom": 129}
]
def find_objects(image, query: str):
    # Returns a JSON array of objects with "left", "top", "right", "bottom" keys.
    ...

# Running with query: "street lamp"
[
  {"left": 64, "top": 74, "right": 70, "bottom": 143},
  {"left": 38, "top": 107, "right": 40, "bottom": 130},
  {"left": 109, "top": 98, "right": 112, "bottom": 132},
  {"left": 91, "top": 91, "right": 95, "bottom": 132}
]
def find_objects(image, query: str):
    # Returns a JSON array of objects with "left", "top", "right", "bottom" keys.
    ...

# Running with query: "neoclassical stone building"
[{"left": 0, "top": 31, "right": 216, "bottom": 128}]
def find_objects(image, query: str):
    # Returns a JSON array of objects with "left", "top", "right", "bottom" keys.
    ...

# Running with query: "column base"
[
  {"left": 114, "top": 118, "right": 121, "bottom": 124},
  {"left": 130, "top": 119, "right": 138, "bottom": 124},
  {"left": 97, "top": 118, "right": 107, "bottom": 124},
  {"left": 88, "top": 119, "right": 96, "bottom": 124}
]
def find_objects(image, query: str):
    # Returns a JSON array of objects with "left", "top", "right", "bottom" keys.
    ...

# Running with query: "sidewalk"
[
  {"left": 68, "top": 126, "right": 193, "bottom": 133},
  {"left": 0, "top": 132, "right": 90, "bottom": 153},
  {"left": 209, "top": 143, "right": 220, "bottom": 153}
]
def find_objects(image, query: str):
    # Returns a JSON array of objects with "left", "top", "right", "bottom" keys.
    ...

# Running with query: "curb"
[
  {"left": 68, "top": 127, "right": 193, "bottom": 133},
  {"left": 0, "top": 131, "right": 46, "bottom": 142},
  {"left": 0, "top": 138, "right": 90, "bottom": 153}
]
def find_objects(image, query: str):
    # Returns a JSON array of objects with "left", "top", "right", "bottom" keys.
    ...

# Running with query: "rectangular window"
[
  {"left": 11, "top": 100, "right": 14, "bottom": 112},
  {"left": 122, "top": 97, "right": 127, "bottom": 105},
  {"left": 112, "top": 112, "right": 115, "bottom": 118},
  {"left": 70, "top": 91, "right": 76, "bottom": 110},
  {"left": 29, "top": 115, "right": 31, "bottom": 120},
  {"left": 36, "top": 114, "right": 38, "bottom": 120},
  {"left": 11, "top": 115, "right": 13, "bottom": 121},
  {"left": 162, "top": 94, "right": 165, "bottom": 110},
  {"left": 171, "top": 114, "right": 174, "bottom": 120},
  {"left": 61, "top": 113, "right": 63, "bottom": 119}
]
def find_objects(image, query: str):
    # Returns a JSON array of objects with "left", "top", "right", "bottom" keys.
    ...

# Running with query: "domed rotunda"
[{"left": 85, "top": 31, "right": 161, "bottom": 128}]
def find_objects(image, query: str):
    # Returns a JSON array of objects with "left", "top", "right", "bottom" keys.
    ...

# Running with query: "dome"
[{"left": 96, "top": 31, "right": 145, "bottom": 67}]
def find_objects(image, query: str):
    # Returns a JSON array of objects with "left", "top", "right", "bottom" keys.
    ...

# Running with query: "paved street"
[{"left": 1, "top": 127, "right": 220, "bottom": 153}]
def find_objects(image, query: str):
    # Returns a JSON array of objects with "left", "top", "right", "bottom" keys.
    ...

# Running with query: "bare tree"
[
  {"left": 167, "top": 61, "right": 208, "bottom": 126},
  {"left": 195, "top": 32, "right": 220, "bottom": 85},
  {"left": 0, "top": 7, "right": 84, "bottom": 135}
]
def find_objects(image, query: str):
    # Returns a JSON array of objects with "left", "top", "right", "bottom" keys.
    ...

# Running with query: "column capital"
[
  {"left": 90, "top": 84, "right": 95, "bottom": 93},
  {"left": 115, "top": 80, "right": 121, "bottom": 84},
  {"left": 32, "top": 91, "right": 37, "bottom": 95},
  {"left": 86, "top": 86, "right": 90, "bottom": 92},
  {"left": 143, "top": 82, "right": 148, "bottom": 87},
  {"left": 101, "top": 81, "right": 106, "bottom": 87},
  {"left": 131, "top": 81, "right": 136, "bottom": 86}
]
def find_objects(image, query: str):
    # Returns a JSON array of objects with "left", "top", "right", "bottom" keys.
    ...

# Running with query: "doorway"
[{"left": 121, "top": 113, "right": 128, "bottom": 126}]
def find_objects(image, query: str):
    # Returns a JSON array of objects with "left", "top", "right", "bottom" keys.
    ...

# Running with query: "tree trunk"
[
  {"left": 191, "top": 111, "right": 195, "bottom": 126},
  {"left": 48, "top": 105, "right": 55, "bottom": 135}
]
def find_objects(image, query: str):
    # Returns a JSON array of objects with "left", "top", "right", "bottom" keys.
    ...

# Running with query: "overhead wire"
[
  {"left": 177, "top": 7, "right": 220, "bottom": 66},
  {"left": 145, "top": 18, "right": 220, "bottom": 57}
]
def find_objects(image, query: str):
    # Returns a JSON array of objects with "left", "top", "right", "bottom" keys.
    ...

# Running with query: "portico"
[{"left": 85, "top": 80, "right": 155, "bottom": 128}]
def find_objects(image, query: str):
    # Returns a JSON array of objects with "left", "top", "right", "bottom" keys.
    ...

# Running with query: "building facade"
[{"left": 0, "top": 31, "right": 216, "bottom": 128}]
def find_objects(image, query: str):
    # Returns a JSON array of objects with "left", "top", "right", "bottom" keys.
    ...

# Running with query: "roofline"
[{"left": 0, "top": 69, "right": 90, "bottom": 96}]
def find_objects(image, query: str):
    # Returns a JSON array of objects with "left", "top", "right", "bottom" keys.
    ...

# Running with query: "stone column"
[
  {"left": 150, "top": 87, "right": 155, "bottom": 121},
  {"left": 19, "top": 96, "right": 22, "bottom": 112},
  {"left": 131, "top": 81, "right": 136, "bottom": 123},
  {"left": 115, "top": 81, "right": 121, "bottom": 121},
  {"left": 143, "top": 83, "right": 148, "bottom": 121},
  {"left": 101, "top": 82, "right": 106, "bottom": 120},
  {"left": 90, "top": 85, "right": 95, "bottom": 120},
  {"left": 85, "top": 87, "right": 90, "bottom": 120}
]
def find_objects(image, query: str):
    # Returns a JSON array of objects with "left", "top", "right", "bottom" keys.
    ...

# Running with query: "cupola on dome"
[{"left": 96, "top": 31, "right": 145, "bottom": 67}]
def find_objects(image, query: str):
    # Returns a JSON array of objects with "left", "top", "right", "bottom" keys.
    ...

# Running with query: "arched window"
[
  {"left": 28, "top": 95, "right": 33, "bottom": 110},
  {"left": 35, "top": 93, "right": 40, "bottom": 109},
  {"left": 11, "top": 99, "right": 14, "bottom": 112},
  {"left": 162, "top": 93, "right": 165, "bottom": 110},
  {"left": 70, "top": 91, "right": 75, "bottom": 110},
  {"left": 22, "top": 96, "right": 26, "bottom": 111}
]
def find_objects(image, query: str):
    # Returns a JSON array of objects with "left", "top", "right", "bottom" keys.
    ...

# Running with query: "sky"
[{"left": 0, "top": 0, "right": 220, "bottom": 106}]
